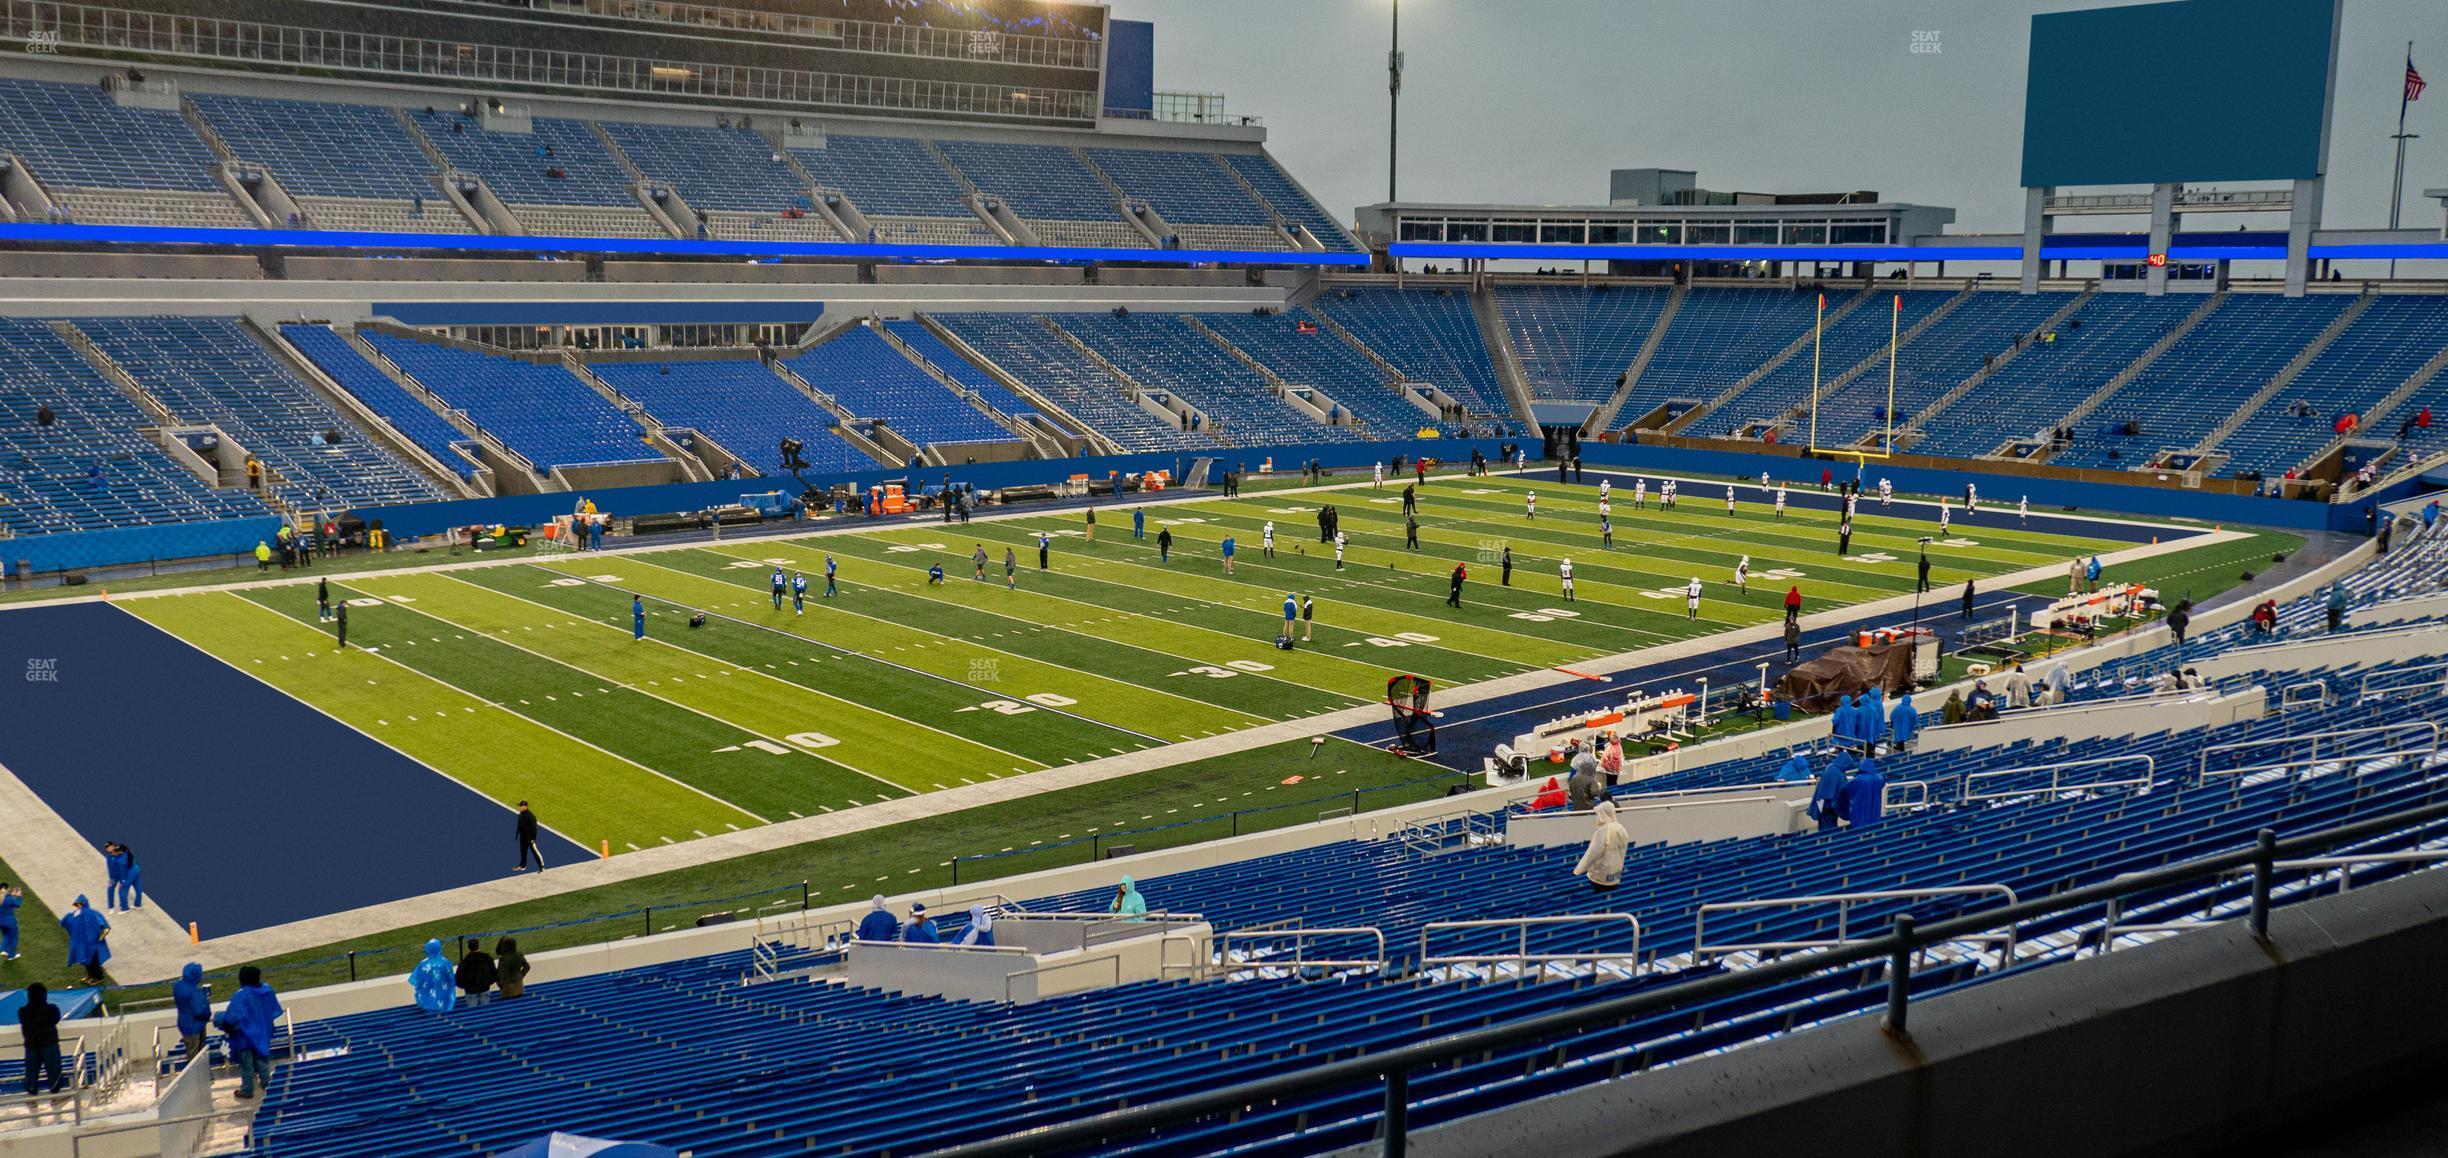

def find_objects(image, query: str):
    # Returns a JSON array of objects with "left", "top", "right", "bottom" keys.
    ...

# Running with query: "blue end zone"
[{"left": 0, "top": 602, "right": 588, "bottom": 937}]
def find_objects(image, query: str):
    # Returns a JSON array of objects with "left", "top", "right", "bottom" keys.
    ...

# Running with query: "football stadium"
[{"left": 0, "top": 0, "right": 2445, "bottom": 1153}]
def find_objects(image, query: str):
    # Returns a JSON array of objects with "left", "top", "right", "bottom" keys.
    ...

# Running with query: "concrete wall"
[
  {"left": 1508, "top": 789, "right": 1811, "bottom": 850},
  {"left": 1376, "top": 867, "right": 2448, "bottom": 1158},
  {"left": 841, "top": 924, "right": 1202, "bottom": 1004},
  {"left": 1917, "top": 687, "right": 2266, "bottom": 753}
]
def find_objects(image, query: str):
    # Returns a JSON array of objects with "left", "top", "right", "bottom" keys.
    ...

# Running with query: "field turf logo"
[
  {"left": 968, "top": 658, "right": 1001, "bottom": 684},
  {"left": 24, "top": 657, "right": 58, "bottom": 683},
  {"left": 1910, "top": 29, "right": 1941, "bottom": 54}
]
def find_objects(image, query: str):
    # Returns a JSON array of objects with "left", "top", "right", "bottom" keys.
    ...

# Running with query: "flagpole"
[{"left": 2389, "top": 41, "right": 2417, "bottom": 278}]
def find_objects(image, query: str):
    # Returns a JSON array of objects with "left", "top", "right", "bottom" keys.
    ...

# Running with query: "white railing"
[
  {"left": 1216, "top": 924, "right": 1388, "bottom": 974},
  {"left": 2279, "top": 680, "right": 2333, "bottom": 712},
  {"left": 1883, "top": 779, "right": 1932, "bottom": 810},
  {"left": 1696, "top": 885, "right": 2021, "bottom": 961},
  {"left": 1417, "top": 914, "right": 1643, "bottom": 975},
  {"left": 2197, "top": 721, "right": 2443, "bottom": 779},
  {"left": 2101, "top": 850, "right": 2448, "bottom": 950},
  {"left": 1962, "top": 754, "right": 2157, "bottom": 803},
  {"left": 2360, "top": 660, "right": 2448, "bottom": 702}
]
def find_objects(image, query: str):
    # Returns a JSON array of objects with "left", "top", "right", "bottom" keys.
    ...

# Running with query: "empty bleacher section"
[
  {"left": 189, "top": 94, "right": 468, "bottom": 234},
  {"left": 936, "top": 139, "right": 1146, "bottom": 249},
  {"left": 1225, "top": 152, "right": 1361, "bottom": 251},
  {"left": 599, "top": 121, "right": 836, "bottom": 242},
  {"left": 881, "top": 321, "right": 1043, "bottom": 426},
  {"left": 0, "top": 80, "right": 252, "bottom": 229},
  {"left": 2053, "top": 294, "right": 2351, "bottom": 470},
  {"left": 781, "top": 327, "right": 1019, "bottom": 448},
  {"left": 930, "top": 314, "right": 1212, "bottom": 452},
  {"left": 75, "top": 317, "right": 449, "bottom": 510},
  {"left": 1311, "top": 286, "right": 1508, "bottom": 417},
  {"left": 1494, "top": 284, "right": 1676, "bottom": 406},
  {"left": 360, "top": 334, "right": 661, "bottom": 473},
  {"left": 790, "top": 134, "right": 992, "bottom": 246},
  {"left": 1703, "top": 290, "right": 1954, "bottom": 436},
  {"left": 0, "top": 318, "right": 265, "bottom": 535},
  {"left": 278, "top": 325, "right": 479, "bottom": 483},
  {"left": 2216, "top": 296, "right": 2448, "bottom": 479},
  {"left": 1631, "top": 286, "right": 1832, "bottom": 420},
  {"left": 1195, "top": 311, "right": 1446, "bottom": 438},
  {"left": 1810, "top": 290, "right": 2075, "bottom": 448},
  {"left": 1057, "top": 313, "right": 1361, "bottom": 445},
  {"left": 588, "top": 357, "right": 872, "bottom": 475},
  {"left": 410, "top": 111, "right": 663, "bottom": 239},
  {"left": 1911, "top": 294, "right": 2199, "bottom": 459},
  {"left": 1087, "top": 147, "right": 1285, "bottom": 250}
]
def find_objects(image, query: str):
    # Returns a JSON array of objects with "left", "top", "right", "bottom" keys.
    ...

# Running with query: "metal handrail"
[
  {"left": 1883, "top": 780, "right": 1931, "bottom": 810},
  {"left": 1695, "top": 885, "right": 2021, "bottom": 959},
  {"left": 2201, "top": 748, "right": 2435, "bottom": 784},
  {"left": 2359, "top": 660, "right": 2448, "bottom": 701},
  {"left": 1157, "top": 931, "right": 1209, "bottom": 982},
  {"left": 1216, "top": 925, "right": 1389, "bottom": 974},
  {"left": 1962, "top": 754, "right": 2157, "bottom": 802},
  {"left": 2279, "top": 680, "right": 2332, "bottom": 712},
  {"left": 1003, "top": 952, "right": 1123, "bottom": 1003},
  {"left": 1418, "top": 915, "right": 1643, "bottom": 974},
  {"left": 2197, "top": 721, "right": 2443, "bottom": 778},
  {"left": 2101, "top": 849, "right": 2448, "bottom": 947},
  {"left": 930, "top": 799, "right": 2448, "bottom": 1158}
]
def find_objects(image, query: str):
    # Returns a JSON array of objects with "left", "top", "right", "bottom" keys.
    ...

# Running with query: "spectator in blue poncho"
[
  {"left": 1810, "top": 758, "right": 1847, "bottom": 833},
  {"left": 1861, "top": 687, "right": 1887, "bottom": 746},
  {"left": 215, "top": 966, "right": 283, "bottom": 1100},
  {"left": 1776, "top": 748, "right": 1814, "bottom": 782},
  {"left": 1890, "top": 694, "right": 1921, "bottom": 752},
  {"left": 60, "top": 895, "right": 109, "bottom": 982},
  {"left": 958, "top": 905, "right": 996, "bottom": 947},
  {"left": 855, "top": 895, "right": 898, "bottom": 942},
  {"left": 902, "top": 903, "right": 940, "bottom": 944},
  {"left": 172, "top": 962, "right": 212, "bottom": 1064},
  {"left": 409, "top": 939, "right": 457, "bottom": 1012},
  {"left": 1838, "top": 756, "right": 1887, "bottom": 828},
  {"left": 1829, "top": 694, "right": 1855, "bottom": 748},
  {"left": 1111, "top": 875, "right": 1149, "bottom": 919}
]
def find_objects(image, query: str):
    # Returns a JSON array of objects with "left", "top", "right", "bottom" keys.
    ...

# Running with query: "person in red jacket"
[
  {"left": 1784, "top": 584, "right": 1804, "bottom": 626},
  {"left": 1447, "top": 562, "right": 1468, "bottom": 608},
  {"left": 1530, "top": 777, "right": 1569, "bottom": 810}
]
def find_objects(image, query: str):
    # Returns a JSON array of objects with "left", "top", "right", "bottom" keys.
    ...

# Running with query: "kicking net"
[{"left": 1386, "top": 673, "right": 1436, "bottom": 757}]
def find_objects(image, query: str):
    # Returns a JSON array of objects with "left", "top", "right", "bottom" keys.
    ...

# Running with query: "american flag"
[{"left": 2412, "top": 56, "right": 2428, "bottom": 103}]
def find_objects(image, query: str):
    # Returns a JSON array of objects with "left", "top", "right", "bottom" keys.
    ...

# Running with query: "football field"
[
  {"left": 0, "top": 471, "right": 2170, "bottom": 939},
  {"left": 128, "top": 474, "right": 2138, "bottom": 839}
]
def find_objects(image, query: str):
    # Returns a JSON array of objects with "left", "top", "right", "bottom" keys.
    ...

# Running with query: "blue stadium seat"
[
  {"left": 781, "top": 327, "right": 1020, "bottom": 447},
  {"left": 588, "top": 356, "right": 872, "bottom": 475},
  {"left": 0, "top": 319, "right": 266, "bottom": 536},
  {"left": 0, "top": 80, "right": 220, "bottom": 191},
  {"left": 1310, "top": 287, "right": 1508, "bottom": 418},
  {"left": 1494, "top": 284, "right": 1676, "bottom": 405},
  {"left": 2216, "top": 295, "right": 2448, "bottom": 479},
  {"left": 279, "top": 325, "right": 478, "bottom": 482},
  {"left": 1223, "top": 153, "right": 1360, "bottom": 252},
  {"left": 76, "top": 317, "right": 450, "bottom": 510},
  {"left": 1056, "top": 314, "right": 1362, "bottom": 446},
  {"left": 928, "top": 314, "right": 1214, "bottom": 452},
  {"left": 361, "top": 334, "right": 662, "bottom": 473}
]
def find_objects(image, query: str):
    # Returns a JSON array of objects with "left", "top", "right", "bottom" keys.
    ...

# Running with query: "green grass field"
[
  {"left": 50, "top": 475, "right": 2305, "bottom": 995},
  {"left": 112, "top": 475, "right": 2134, "bottom": 860}
]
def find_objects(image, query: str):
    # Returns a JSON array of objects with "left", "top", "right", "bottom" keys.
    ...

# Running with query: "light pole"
[{"left": 1387, "top": 0, "right": 1403, "bottom": 203}]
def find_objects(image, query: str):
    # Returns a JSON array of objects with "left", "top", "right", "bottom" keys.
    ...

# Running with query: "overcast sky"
[{"left": 1106, "top": 0, "right": 2443, "bottom": 239}]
